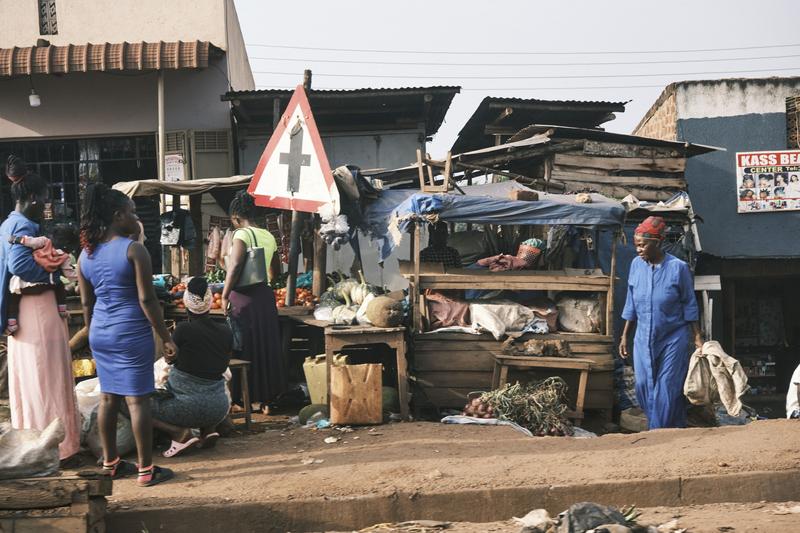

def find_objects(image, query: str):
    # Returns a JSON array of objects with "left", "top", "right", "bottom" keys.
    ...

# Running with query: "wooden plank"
[
  {"left": 414, "top": 351, "right": 496, "bottom": 372},
  {"left": 419, "top": 281, "right": 610, "bottom": 291},
  {"left": 415, "top": 332, "right": 613, "bottom": 342},
  {"left": 551, "top": 171, "right": 686, "bottom": 189},
  {"left": 415, "top": 371, "right": 493, "bottom": 389},
  {"left": 330, "top": 364, "right": 382, "bottom": 425},
  {"left": 0, "top": 516, "right": 90, "bottom": 532},
  {"left": 695, "top": 275, "right": 721, "bottom": 291},
  {"left": 550, "top": 179, "right": 675, "bottom": 202},
  {"left": 415, "top": 271, "right": 611, "bottom": 284},
  {"left": 0, "top": 476, "right": 111, "bottom": 510},
  {"left": 583, "top": 140, "right": 681, "bottom": 159},
  {"left": 554, "top": 153, "right": 686, "bottom": 173}
]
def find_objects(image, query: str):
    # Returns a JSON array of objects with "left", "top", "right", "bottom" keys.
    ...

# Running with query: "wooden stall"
[{"left": 382, "top": 188, "right": 624, "bottom": 418}]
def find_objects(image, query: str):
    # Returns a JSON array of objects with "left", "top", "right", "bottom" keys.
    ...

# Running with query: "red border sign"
[{"left": 248, "top": 85, "right": 337, "bottom": 213}]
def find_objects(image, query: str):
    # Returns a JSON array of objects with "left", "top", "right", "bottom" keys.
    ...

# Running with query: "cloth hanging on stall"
[
  {"left": 684, "top": 341, "right": 749, "bottom": 417},
  {"left": 160, "top": 209, "right": 196, "bottom": 247},
  {"left": 206, "top": 226, "right": 221, "bottom": 260}
]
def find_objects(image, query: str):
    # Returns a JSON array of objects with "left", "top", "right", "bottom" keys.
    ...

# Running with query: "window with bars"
[
  {"left": 38, "top": 0, "right": 58, "bottom": 35},
  {"left": 0, "top": 136, "right": 157, "bottom": 223}
]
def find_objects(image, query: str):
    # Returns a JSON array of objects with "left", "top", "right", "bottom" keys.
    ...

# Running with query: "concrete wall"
[
  {"left": 680, "top": 113, "right": 799, "bottom": 258},
  {"left": 673, "top": 79, "right": 800, "bottom": 259},
  {"left": 0, "top": 58, "right": 231, "bottom": 139},
  {"left": 224, "top": 0, "right": 255, "bottom": 91},
  {"left": 676, "top": 79, "right": 800, "bottom": 122},
  {"left": 632, "top": 91, "right": 677, "bottom": 140},
  {"left": 0, "top": 0, "right": 226, "bottom": 48},
  {"left": 239, "top": 130, "right": 424, "bottom": 175}
]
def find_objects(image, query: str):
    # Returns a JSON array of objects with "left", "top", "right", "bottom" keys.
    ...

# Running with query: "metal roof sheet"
[{"left": 0, "top": 40, "right": 222, "bottom": 77}]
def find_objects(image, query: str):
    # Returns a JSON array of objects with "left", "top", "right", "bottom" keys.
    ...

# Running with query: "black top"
[{"left": 172, "top": 317, "right": 233, "bottom": 380}]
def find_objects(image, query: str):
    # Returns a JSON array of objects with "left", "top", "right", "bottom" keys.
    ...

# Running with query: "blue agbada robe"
[{"left": 622, "top": 253, "right": 699, "bottom": 429}]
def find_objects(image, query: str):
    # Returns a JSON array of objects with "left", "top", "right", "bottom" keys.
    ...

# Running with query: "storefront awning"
[
  {"left": 0, "top": 40, "right": 222, "bottom": 77},
  {"left": 113, "top": 175, "right": 251, "bottom": 198}
]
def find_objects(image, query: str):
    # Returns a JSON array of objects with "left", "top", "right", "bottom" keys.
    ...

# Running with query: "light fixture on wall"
[{"left": 29, "top": 77, "right": 41, "bottom": 107}]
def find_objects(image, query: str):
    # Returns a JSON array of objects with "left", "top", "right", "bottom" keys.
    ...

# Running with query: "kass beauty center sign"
[{"left": 736, "top": 150, "right": 800, "bottom": 213}]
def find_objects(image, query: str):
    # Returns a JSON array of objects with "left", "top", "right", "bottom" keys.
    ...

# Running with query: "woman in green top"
[{"left": 221, "top": 191, "right": 286, "bottom": 410}]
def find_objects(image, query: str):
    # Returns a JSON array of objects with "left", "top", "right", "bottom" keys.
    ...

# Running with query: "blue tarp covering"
[
  {"left": 395, "top": 191, "right": 625, "bottom": 228},
  {"left": 366, "top": 188, "right": 625, "bottom": 261}
]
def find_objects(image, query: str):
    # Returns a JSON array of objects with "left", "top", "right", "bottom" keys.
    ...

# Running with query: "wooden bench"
[
  {"left": 492, "top": 355, "right": 594, "bottom": 426},
  {"left": 228, "top": 358, "right": 251, "bottom": 429}
]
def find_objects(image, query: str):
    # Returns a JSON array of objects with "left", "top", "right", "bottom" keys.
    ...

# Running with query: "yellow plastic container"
[{"left": 303, "top": 354, "right": 348, "bottom": 405}]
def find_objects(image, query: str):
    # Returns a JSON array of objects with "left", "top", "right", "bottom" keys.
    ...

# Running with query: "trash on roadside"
[
  {"left": 513, "top": 508, "right": 554, "bottom": 532},
  {"left": 323, "top": 436, "right": 340, "bottom": 444}
]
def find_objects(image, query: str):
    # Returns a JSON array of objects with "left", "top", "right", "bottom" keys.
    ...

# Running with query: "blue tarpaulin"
[{"left": 366, "top": 187, "right": 625, "bottom": 261}]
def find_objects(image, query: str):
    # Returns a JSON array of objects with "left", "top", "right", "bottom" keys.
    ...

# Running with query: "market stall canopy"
[
  {"left": 365, "top": 183, "right": 625, "bottom": 260},
  {"left": 113, "top": 175, "right": 252, "bottom": 197}
]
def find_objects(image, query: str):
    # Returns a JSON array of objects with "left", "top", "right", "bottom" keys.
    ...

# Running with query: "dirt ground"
[
  {"left": 96, "top": 419, "right": 800, "bottom": 509},
  {"left": 337, "top": 502, "right": 800, "bottom": 532}
]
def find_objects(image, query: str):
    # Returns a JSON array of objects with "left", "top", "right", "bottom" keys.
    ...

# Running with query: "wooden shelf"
[{"left": 405, "top": 269, "right": 611, "bottom": 292}]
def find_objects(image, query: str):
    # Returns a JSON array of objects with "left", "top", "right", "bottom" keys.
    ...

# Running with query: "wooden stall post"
[
  {"left": 606, "top": 231, "right": 618, "bottom": 336},
  {"left": 188, "top": 194, "right": 204, "bottom": 276},
  {"left": 412, "top": 222, "right": 422, "bottom": 332},
  {"left": 416, "top": 149, "right": 426, "bottom": 190},
  {"left": 312, "top": 216, "right": 327, "bottom": 296}
]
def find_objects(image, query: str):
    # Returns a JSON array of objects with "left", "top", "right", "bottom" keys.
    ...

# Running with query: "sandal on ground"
[
  {"left": 196, "top": 432, "right": 220, "bottom": 449},
  {"left": 102, "top": 458, "right": 139, "bottom": 479},
  {"left": 162, "top": 437, "right": 200, "bottom": 458},
  {"left": 137, "top": 465, "right": 175, "bottom": 487}
]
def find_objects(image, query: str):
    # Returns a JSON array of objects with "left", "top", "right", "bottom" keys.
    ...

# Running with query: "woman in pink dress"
[{"left": 0, "top": 155, "right": 80, "bottom": 460}]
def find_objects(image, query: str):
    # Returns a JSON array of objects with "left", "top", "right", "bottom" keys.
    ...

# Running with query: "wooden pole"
[
  {"left": 312, "top": 216, "right": 326, "bottom": 296},
  {"left": 606, "top": 230, "right": 618, "bottom": 337},
  {"left": 285, "top": 70, "right": 313, "bottom": 307},
  {"left": 412, "top": 223, "right": 421, "bottom": 332},
  {"left": 188, "top": 194, "right": 203, "bottom": 276}
]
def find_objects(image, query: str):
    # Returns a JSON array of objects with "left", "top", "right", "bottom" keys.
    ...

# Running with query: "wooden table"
[
  {"left": 324, "top": 325, "right": 409, "bottom": 421},
  {"left": 492, "top": 355, "right": 593, "bottom": 426}
]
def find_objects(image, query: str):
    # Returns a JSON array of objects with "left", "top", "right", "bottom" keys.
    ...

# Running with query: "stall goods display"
[
  {"left": 274, "top": 287, "right": 316, "bottom": 308},
  {"left": 350, "top": 270, "right": 384, "bottom": 306},
  {"left": 365, "top": 296, "right": 404, "bottom": 328},
  {"left": 464, "top": 378, "right": 574, "bottom": 436}
]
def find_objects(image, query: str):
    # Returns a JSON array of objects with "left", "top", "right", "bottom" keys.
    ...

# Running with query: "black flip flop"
[{"left": 138, "top": 466, "right": 175, "bottom": 487}]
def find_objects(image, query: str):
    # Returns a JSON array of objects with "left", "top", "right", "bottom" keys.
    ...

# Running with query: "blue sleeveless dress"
[{"left": 79, "top": 237, "right": 154, "bottom": 396}]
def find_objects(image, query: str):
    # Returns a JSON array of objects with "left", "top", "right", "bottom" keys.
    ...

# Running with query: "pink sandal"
[{"left": 162, "top": 437, "right": 200, "bottom": 458}]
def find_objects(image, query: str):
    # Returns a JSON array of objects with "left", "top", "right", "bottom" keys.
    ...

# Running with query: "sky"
[{"left": 234, "top": 0, "right": 800, "bottom": 156}]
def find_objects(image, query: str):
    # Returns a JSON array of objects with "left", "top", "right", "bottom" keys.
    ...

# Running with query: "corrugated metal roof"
[
  {"left": 223, "top": 86, "right": 461, "bottom": 99},
  {"left": 0, "top": 41, "right": 222, "bottom": 77},
  {"left": 452, "top": 96, "right": 627, "bottom": 153},
  {"left": 223, "top": 85, "right": 461, "bottom": 137}
]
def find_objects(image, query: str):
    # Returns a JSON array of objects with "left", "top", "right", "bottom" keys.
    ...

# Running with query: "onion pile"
[{"left": 461, "top": 397, "right": 495, "bottom": 419}]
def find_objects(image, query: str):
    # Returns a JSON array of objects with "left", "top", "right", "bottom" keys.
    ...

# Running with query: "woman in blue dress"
[
  {"left": 619, "top": 216, "right": 703, "bottom": 429},
  {"left": 77, "top": 184, "right": 176, "bottom": 486}
]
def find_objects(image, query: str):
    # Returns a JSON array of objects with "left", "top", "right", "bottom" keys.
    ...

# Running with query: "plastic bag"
[
  {"left": 0, "top": 418, "right": 64, "bottom": 480},
  {"left": 75, "top": 377, "right": 102, "bottom": 421}
]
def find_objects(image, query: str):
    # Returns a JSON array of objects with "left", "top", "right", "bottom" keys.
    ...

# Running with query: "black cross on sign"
[{"left": 278, "top": 120, "right": 311, "bottom": 193}]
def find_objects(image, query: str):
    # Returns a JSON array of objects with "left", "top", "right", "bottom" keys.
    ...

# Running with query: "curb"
[{"left": 110, "top": 468, "right": 800, "bottom": 532}]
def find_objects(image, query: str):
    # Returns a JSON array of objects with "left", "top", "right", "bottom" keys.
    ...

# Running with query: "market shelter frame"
[{"left": 393, "top": 191, "right": 624, "bottom": 415}]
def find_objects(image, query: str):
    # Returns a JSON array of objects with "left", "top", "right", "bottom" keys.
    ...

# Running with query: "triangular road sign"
[{"left": 248, "top": 85, "right": 339, "bottom": 214}]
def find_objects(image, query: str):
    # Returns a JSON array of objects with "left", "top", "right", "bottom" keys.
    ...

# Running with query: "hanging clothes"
[
  {"left": 159, "top": 209, "right": 196, "bottom": 247},
  {"left": 621, "top": 253, "right": 699, "bottom": 429},
  {"left": 684, "top": 341, "right": 749, "bottom": 417},
  {"left": 206, "top": 226, "right": 221, "bottom": 260}
]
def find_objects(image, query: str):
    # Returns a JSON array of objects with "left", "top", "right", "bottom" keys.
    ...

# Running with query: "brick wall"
[
  {"left": 787, "top": 94, "right": 800, "bottom": 149},
  {"left": 632, "top": 91, "right": 678, "bottom": 141}
]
